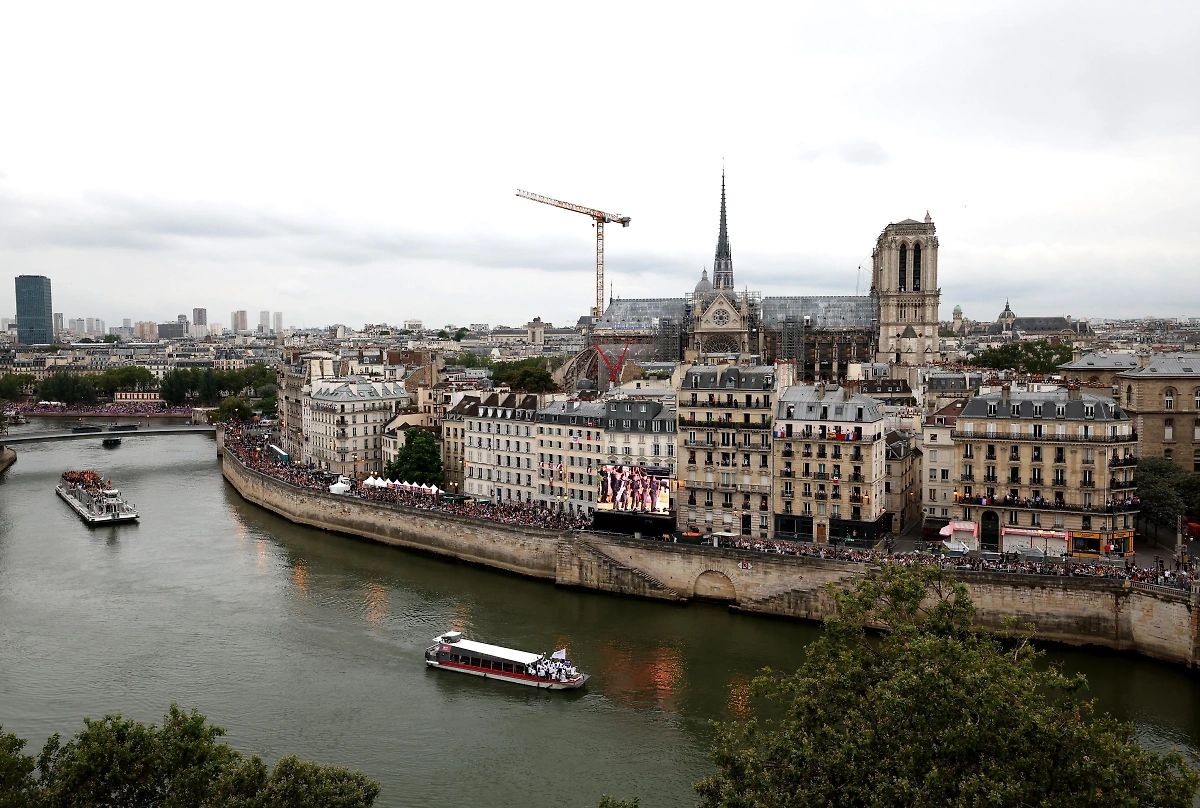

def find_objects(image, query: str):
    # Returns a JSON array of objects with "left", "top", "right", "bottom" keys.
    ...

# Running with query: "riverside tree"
[
  {"left": 0, "top": 705, "right": 379, "bottom": 807},
  {"left": 687, "top": 564, "right": 1200, "bottom": 808},
  {"left": 384, "top": 427, "right": 443, "bottom": 486}
]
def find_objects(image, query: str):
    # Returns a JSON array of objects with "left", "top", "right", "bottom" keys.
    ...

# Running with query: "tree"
[
  {"left": 36, "top": 373, "right": 97, "bottom": 406},
  {"left": 216, "top": 396, "right": 253, "bottom": 422},
  {"left": 968, "top": 339, "right": 1075, "bottom": 375},
  {"left": 159, "top": 371, "right": 191, "bottom": 407},
  {"left": 384, "top": 428, "right": 442, "bottom": 486},
  {"left": 1134, "top": 456, "right": 1200, "bottom": 527},
  {"left": 491, "top": 359, "right": 558, "bottom": 393},
  {"left": 693, "top": 565, "right": 1200, "bottom": 808},
  {"left": 0, "top": 373, "right": 35, "bottom": 401},
  {"left": 0, "top": 705, "right": 380, "bottom": 807},
  {"left": 437, "top": 329, "right": 450, "bottom": 339},
  {"left": 453, "top": 327, "right": 469, "bottom": 342},
  {"left": 102, "top": 334, "right": 120, "bottom": 343}
]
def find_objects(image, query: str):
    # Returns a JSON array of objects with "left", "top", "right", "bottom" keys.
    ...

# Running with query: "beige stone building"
[
  {"left": 439, "top": 395, "right": 480, "bottom": 494},
  {"left": 462, "top": 393, "right": 540, "bottom": 503},
  {"left": 921, "top": 400, "right": 965, "bottom": 534},
  {"left": 535, "top": 400, "right": 608, "bottom": 516},
  {"left": 771, "top": 383, "right": 888, "bottom": 545},
  {"left": 951, "top": 385, "right": 1137, "bottom": 557},
  {"left": 678, "top": 363, "right": 776, "bottom": 538},
  {"left": 885, "top": 431, "right": 921, "bottom": 535},
  {"left": 1118, "top": 353, "right": 1200, "bottom": 472},
  {"left": 302, "top": 376, "right": 410, "bottom": 477}
]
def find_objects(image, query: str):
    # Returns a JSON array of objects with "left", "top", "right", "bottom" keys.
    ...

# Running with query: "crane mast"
[{"left": 516, "top": 189, "right": 630, "bottom": 318}]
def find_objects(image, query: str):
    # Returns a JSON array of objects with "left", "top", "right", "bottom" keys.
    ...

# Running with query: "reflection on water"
[{"left": 0, "top": 431, "right": 1198, "bottom": 808}]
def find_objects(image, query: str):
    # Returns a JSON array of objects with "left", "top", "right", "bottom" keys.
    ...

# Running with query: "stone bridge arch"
[{"left": 693, "top": 569, "right": 737, "bottom": 602}]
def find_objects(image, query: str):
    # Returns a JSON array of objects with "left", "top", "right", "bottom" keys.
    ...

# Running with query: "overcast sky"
[{"left": 2, "top": 2, "right": 1198, "bottom": 330}]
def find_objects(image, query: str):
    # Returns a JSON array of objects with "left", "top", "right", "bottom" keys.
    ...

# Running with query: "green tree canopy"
[
  {"left": 968, "top": 339, "right": 1075, "bottom": 374},
  {"left": 491, "top": 359, "right": 558, "bottom": 393},
  {"left": 693, "top": 564, "right": 1200, "bottom": 808},
  {"left": 384, "top": 428, "right": 443, "bottom": 486},
  {"left": 453, "top": 327, "right": 469, "bottom": 342},
  {"left": 36, "top": 373, "right": 97, "bottom": 406},
  {"left": 0, "top": 705, "right": 380, "bottom": 807},
  {"left": 216, "top": 396, "right": 253, "bottom": 422},
  {"left": 1135, "top": 456, "right": 1200, "bottom": 526},
  {"left": 0, "top": 373, "right": 37, "bottom": 401}
]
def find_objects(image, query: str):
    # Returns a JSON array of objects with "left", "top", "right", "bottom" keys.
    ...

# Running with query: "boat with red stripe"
[{"left": 424, "top": 631, "right": 589, "bottom": 690}]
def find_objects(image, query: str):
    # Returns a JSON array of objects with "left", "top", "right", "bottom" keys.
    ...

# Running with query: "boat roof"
[{"left": 440, "top": 636, "right": 542, "bottom": 665}]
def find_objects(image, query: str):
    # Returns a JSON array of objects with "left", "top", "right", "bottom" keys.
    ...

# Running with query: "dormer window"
[
  {"left": 1056, "top": 404, "right": 1065, "bottom": 418},
  {"left": 1084, "top": 405, "right": 1095, "bottom": 419},
  {"left": 1010, "top": 404, "right": 1020, "bottom": 417},
  {"left": 987, "top": 403, "right": 997, "bottom": 416},
  {"left": 1033, "top": 404, "right": 1042, "bottom": 417}
]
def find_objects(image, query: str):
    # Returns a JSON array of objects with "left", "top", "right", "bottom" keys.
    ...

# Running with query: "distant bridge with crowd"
[{"left": 0, "top": 425, "right": 216, "bottom": 445}]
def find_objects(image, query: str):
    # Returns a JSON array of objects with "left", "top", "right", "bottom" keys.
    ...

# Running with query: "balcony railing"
[
  {"left": 813, "top": 472, "right": 829, "bottom": 480},
  {"left": 1080, "top": 480, "right": 1096, "bottom": 488},
  {"left": 955, "top": 494, "right": 1139, "bottom": 514},
  {"left": 686, "top": 418, "right": 774, "bottom": 431},
  {"left": 781, "top": 449, "right": 794, "bottom": 458},
  {"left": 983, "top": 475, "right": 999, "bottom": 483},
  {"left": 781, "top": 490, "right": 794, "bottom": 499},
  {"left": 815, "top": 492, "right": 828, "bottom": 500},
  {"left": 1109, "top": 456, "right": 1138, "bottom": 467},
  {"left": 683, "top": 439, "right": 716, "bottom": 448},
  {"left": 849, "top": 494, "right": 864, "bottom": 504},
  {"left": 960, "top": 473, "right": 975, "bottom": 482},
  {"left": 1008, "top": 476, "right": 1022, "bottom": 485},
  {"left": 686, "top": 399, "right": 771, "bottom": 410},
  {"left": 1109, "top": 478, "right": 1135, "bottom": 489},
  {"left": 780, "top": 469, "right": 795, "bottom": 478},
  {"left": 953, "top": 430, "right": 1137, "bottom": 445}
]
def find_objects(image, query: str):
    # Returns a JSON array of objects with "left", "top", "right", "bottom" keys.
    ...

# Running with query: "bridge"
[{"left": 0, "top": 425, "right": 216, "bottom": 445}]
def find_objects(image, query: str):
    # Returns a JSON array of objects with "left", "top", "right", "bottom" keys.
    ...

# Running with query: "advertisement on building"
[{"left": 596, "top": 464, "right": 671, "bottom": 514}]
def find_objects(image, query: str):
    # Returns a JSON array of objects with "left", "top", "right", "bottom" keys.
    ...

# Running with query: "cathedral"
[{"left": 589, "top": 176, "right": 942, "bottom": 381}]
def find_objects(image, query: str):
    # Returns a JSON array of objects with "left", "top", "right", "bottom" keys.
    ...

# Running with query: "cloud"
[{"left": 796, "top": 138, "right": 889, "bottom": 166}]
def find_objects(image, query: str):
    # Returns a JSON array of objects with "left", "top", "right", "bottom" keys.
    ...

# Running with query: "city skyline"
[{"left": 0, "top": 5, "right": 1197, "bottom": 328}]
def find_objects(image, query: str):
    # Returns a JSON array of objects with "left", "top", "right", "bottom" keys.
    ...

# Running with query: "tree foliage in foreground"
[
  {"left": 693, "top": 565, "right": 1199, "bottom": 808},
  {"left": 0, "top": 705, "right": 379, "bottom": 807}
]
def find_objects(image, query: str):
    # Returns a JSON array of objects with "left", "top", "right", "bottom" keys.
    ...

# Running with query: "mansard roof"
[{"left": 759, "top": 295, "right": 878, "bottom": 329}]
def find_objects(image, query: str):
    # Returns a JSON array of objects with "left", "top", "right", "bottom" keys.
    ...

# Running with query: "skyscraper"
[
  {"left": 272, "top": 312, "right": 283, "bottom": 335},
  {"left": 259, "top": 310, "right": 270, "bottom": 333},
  {"left": 15, "top": 275, "right": 53, "bottom": 344},
  {"left": 53, "top": 312, "right": 64, "bottom": 337},
  {"left": 123, "top": 319, "right": 132, "bottom": 329},
  {"left": 230, "top": 311, "right": 249, "bottom": 332},
  {"left": 192, "top": 308, "right": 207, "bottom": 326}
]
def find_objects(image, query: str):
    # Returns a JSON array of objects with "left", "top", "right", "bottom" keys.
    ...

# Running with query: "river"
[{"left": 1, "top": 420, "right": 1198, "bottom": 807}]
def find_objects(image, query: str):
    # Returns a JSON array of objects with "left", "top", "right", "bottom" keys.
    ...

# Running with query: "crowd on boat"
[
  {"left": 715, "top": 536, "right": 1196, "bottom": 590},
  {"left": 60, "top": 469, "right": 106, "bottom": 495},
  {"left": 223, "top": 423, "right": 592, "bottom": 530},
  {"left": 12, "top": 402, "right": 191, "bottom": 416},
  {"left": 531, "top": 657, "right": 579, "bottom": 682}
]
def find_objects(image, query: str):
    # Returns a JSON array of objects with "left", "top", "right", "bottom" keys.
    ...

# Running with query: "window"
[
  {"left": 1165, "top": 418, "right": 1174, "bottom": 441},
  {"left": 1165, "top": 448, "right": 1173, "bottom": 460},
  {"left": 898, "top": 243, "right": 907, "bottom": 291},
  {"left": 912, "top": 243, "right": 922, "bottom": 291},
  {"left": 1165, "top": 388, "right": 1176, "bottom": 410},
  {"left": 929, "top": 450, "right": 938, "bottom": 462}
]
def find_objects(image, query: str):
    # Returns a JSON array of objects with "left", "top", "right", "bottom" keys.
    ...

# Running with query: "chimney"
[
  {"left": 999, "top": 383, "right": 1010, "bottom": 409},
  {"left": 1068, "top": 380, "right": 1082, "bottom": 401},
  {"left": 816, "top": 381, "right": 826, "bottom": 399},
  {"left": 1071, "top": 347, "right": 1082, "bottom": 363},
  {"left": 1138, "top": 351, "right": 1151, "bottom": 369}
]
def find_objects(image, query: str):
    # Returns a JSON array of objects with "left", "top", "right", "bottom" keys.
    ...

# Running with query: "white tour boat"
[
  {"left": 56, "top": 471, "right": 139, "bottom": 525},
  {"left": 425, "top": 631, "right": 589, "bottom": 690}
]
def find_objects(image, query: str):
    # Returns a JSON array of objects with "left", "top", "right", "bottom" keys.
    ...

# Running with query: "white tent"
[
  {"left": 428, "top": 485, "right": 440, "bottom": 495},
  {"left": 329, "top": 481, "right": 351, "bottom": 495}
]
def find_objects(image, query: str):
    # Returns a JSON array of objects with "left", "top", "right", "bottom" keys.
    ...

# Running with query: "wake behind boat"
[
  {"left": 56, "top": 470, "right": 139, "bottom": 524},
  {"left": 425, "top": 631, "right": 588, "bottom": 690}
]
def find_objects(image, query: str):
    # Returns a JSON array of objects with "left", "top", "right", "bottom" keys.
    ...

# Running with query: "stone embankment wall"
[
  {"left": 221, "top": 450, "right": 1200, "bottom": 667},
  {"left": 0, "top": 447, "right": 16, "bottom": 477}
]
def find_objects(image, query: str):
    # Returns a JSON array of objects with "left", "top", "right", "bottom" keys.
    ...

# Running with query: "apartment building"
[
  {"left": 884, "top": 431, "right": 921, "bottom": 535},
  {"left": 535, "top": 400, "right": 607, "bottom": 516},
  {"left": 462, "top": 393, "right": 540, "bottom": 503},
  {"left": 952, "top": 384, "right": 1137, "bottom": 557},
  {"left": 678, "top": 364, "right": 775, "bottom": 538},
  {"left": 1118, "top": 354, "right": 1200, "bottom": 472},
  {"left": 921, "top": 400, "right": 965, "bottom": 535},
  {"left": 302, "top": 377, "right": 410, "bottom": 477},
  {"left": 440, "top": 395, "right": 480, "bottom": 494},
  {"left": 771, "top": 384, "right": 888, "bottom": 545}
]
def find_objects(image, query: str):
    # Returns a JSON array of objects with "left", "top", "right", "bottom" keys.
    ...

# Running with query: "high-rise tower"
[
  {"left": 712, "top": 173, "right": 734, "bottom": 290},
  {"left": 15, "top": 275, "right": 53, "bottom": 344}
]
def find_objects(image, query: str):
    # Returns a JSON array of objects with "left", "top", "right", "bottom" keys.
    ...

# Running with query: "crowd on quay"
[
  {"left": 223, "top": 423, "right": 592, "bottom": 531},
  {"left": 10, "top": 401, "right": 192, "bottom": 416},
  {"left": 717, "top": 536, "right": 1196, "bottom": 590}
]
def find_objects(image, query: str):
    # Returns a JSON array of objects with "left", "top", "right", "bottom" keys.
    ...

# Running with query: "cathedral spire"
[{"left": 713, "top": 170, "right": 734, "bottom": 290}]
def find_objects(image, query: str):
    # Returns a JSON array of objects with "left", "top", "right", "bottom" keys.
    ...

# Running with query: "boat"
[
  {"left": 102, "top": 437, "right": 122, "bottom": 448},
  {"left": 424, "top": 631, "right": 589, "bottom": 690},
  {"left": 56, "top": 470, "right": 139, "bottom": 524},
  {"left": 107, "top": 423, "right": 139, "bottom": 432},
  {"left": 6, "top": 412, "right": 27, "bottom": 425},
  {"left": 71, "top": 425, "right": 102, "bottom": 433}
]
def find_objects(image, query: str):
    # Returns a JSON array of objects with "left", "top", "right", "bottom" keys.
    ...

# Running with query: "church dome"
[
  {"left": 953, "top": 305, "right": 962, "bottom": 314},
  {"left": 694, "top": 268, "right": 713, "bottom": 295}
]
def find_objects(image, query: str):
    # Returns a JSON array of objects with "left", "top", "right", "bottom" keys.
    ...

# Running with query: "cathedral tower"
[
  {"left": 872, "top": 212, "right": 941, "bottom": 364},
  {"left": 712, "top": 172, "right": 734, "bottom": 290}
]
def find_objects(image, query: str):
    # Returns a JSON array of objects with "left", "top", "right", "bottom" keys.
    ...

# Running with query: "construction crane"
[{"left": 516, "top": 190, "right": 630, "bottom": 319}]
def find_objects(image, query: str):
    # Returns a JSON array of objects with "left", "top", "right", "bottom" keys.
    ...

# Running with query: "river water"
[{"left": 1, "top": 420, "right": 1198, "bottom": 807}]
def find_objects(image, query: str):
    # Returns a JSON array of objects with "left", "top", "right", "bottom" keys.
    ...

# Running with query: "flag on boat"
[{"left": 551, "top": 648, "right": 567, "bottom": 660}]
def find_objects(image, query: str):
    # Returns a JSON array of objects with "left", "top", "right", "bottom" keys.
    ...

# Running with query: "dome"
[
  {"left": 694, "top": 268, "right": 713, "bottom": 295},
  {"left": 953, "top": 305, "right": 962, "bottom": 314}
]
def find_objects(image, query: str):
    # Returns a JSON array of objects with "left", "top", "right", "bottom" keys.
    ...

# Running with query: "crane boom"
[{"left": 517, "top": 189, "right": 630, "bottom": 318}]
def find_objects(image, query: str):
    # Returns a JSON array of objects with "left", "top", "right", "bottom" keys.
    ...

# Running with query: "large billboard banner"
[{"left": 596, "top": 464, "right": 671, "bottom": 514}]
